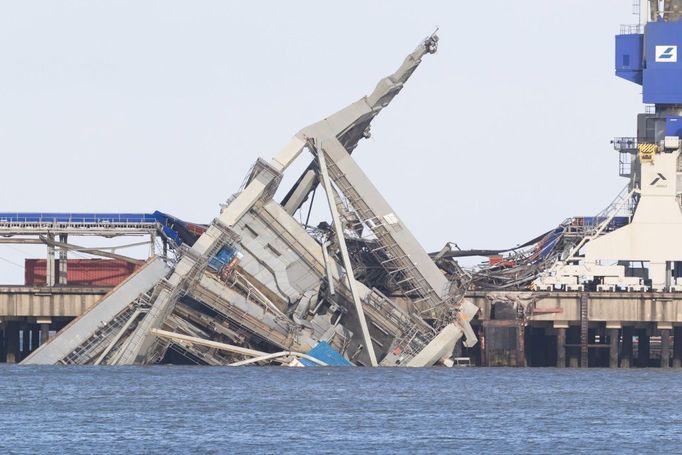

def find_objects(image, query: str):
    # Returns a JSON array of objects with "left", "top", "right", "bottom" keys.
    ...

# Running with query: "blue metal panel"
[
  {"left": 0, "top": 212, "right": 157, "bottom": 223},
  {"left": 0, "top": 211, "right": 204, "bottom": 249},
  {"left": 615, "top": 34, "right": 643, "bottom": 85},
  {"left": 643, "top": 20, "right": 682, "bottom": 103},
  {"left": 208, "top": 246, "right": 237, "bottom": 271},
  {"left": 300, "top": 341, "right": 352, "bottom": 367},
  {"left": 666, "top": 116, "right": 682, "bottom": 137}
]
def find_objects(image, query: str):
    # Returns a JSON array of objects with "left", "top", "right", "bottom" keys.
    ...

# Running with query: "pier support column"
[
  {"left": 607, "top": 324, "right": 620, "bottom": 368},
  {"left": 40, "top": 323, "right": 50, "bottom": 345},
  {"left": 673, "top": 326, "right": 682, "bottom": 368},
  {"left": 0, "top": 324, "right": 5, "bottom": 362},
  {"left": 21, "top": 325, "right": 29, "bottom": 360},
  {"left": 479, "top": 327, "right": 487, "bottom": 367},
  {"left": 638, "top": 328, "right": 650, "bottom": 367},
  {"left": 516, "top": 322, "right": 526, "bottom": 367},
  {"left": 607, "top": 322, "right": 621, "bottom": 368},
  {"left": 58, "top": 234, "right": 68, "bottom": 285},
  {"left": 567, "top": 326, "right": 580, "bottom": 367},
  {"left": 556, "top": 328, "right": 566, "bottom": 368},
  {"left": 554, "top": 322, "right": 568, "bottom": 368},
  {"left": 659, "top": 323, "right": 672, "bottom": 368},
  {"left": 5, "top": 322, "right": 18, "bottom": 364},
  {"left": 30, "top": 327, "right": 40, "bottom": 352},
  {"left": 621, "top": 326, "right": 633, "bottom": 368}
]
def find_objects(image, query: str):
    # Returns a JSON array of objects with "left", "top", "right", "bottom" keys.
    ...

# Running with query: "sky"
[{"left": 0, "top": 1, "right": 644, "bottom": 283}]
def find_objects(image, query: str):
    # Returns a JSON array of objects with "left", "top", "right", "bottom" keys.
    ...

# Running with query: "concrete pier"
[
  {"left": 674, "top": 327, "right": 682, "bottom": 368},
  {"left": 21, "top": 326, "right": 29, "bottom": 361},
  {"left": 556, "top": 326, "right": 566, "bottom": 368},
  {"left": 638, "top": 329, "right": 650, "bottom": 367},
  {"left": 6, "top": 322, "right": 18, "bottom": 364},
  {"left": 1, "top": 286, "right": 682, "bottom": 366},
  {"left": 608, "top": 328, "right": 619, "bottom": 369},
  {"left": 466, "top": 291, "right": 682, "bottom": 368},
  {"left": 621, "top": 326, "right": 633, "bottom": 368},
  {"left": 31, "top": 327, "right": 39, "bottom": 352},
  {"left": 40, "top": 323, "right": 50, "bottom": 346},
  {"left": 480, "top": 320, "right": 526, "bottom": 367},
  {"left": 567, "top": 326, "right": 580, "bottom": 367},
  {"left": 660, "top": 326, "right": 672, "bottom": 368}
]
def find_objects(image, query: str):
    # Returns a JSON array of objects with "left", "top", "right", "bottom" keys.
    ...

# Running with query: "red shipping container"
[{"left": 25, "top": 259, "right": 141, "bottom": 287}]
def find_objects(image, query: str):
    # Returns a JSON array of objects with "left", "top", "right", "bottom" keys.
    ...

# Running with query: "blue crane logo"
[
  {"left": 660, "top": 47, "right": 675, "bottom": 59},
  {"left": 656, "top": 45, "right": 678, "bottom": 62}
]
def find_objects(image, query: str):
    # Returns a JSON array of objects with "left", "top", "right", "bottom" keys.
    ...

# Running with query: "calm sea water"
[{"left": 0, "top": 366, "right": 680, "bottom": 454}]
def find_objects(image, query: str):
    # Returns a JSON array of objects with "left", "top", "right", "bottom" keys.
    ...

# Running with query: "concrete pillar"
[
  {"left": 567, "top": 326, "right": 580, "bottom": 368},
  {"left": 30, "top": 327, "right": 40, "bottom": 352},
  {"left": 40, "top": 323, "right": 50, "bottom": 345},
  {"left": 587, "top": 328, "right": 597, "bottom": 368},
  {"left": 480, "top": 329, "right": 487, "bottom": 367},
  {"left": 516, "top": 323, "right": 526, "bottom": 367},
  {"left": 58, "top": 233, "right": 68, "bottom": 285},
  {"left": 608, "top": 328, "right": 619, "bottom": 368},
  {"left": 21, "top": 325, "right": 29, "bottom": 360},
  {"left": 0, "top": 325, "right": 5, "bottom": 362},
  {"left": 673, "top": 326, "right": 682, "bottom": 368},
  {"left": 47, "top": 233, "right": 56, "bottom": 287},
  {"left": 660, "top": 326, "right": 672, "bottom": 368},
  {"left": 556, "top": 327, "right": 566, "bottom": 368},
  {"left": 5, "top": 322, "right": 18, "bottom": 364},
  {"left": 621, "top": 326, "right": 633, "bottom": 368},
  {"left": 638, "top": 329, "right": 650, "bottom": 367}
]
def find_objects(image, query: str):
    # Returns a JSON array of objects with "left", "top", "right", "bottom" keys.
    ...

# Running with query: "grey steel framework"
[{"left": 23, "top": 32, "right": 479, "bottom": 368}]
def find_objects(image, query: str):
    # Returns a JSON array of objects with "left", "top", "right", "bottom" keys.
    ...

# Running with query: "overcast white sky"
[{"left": 0, "top": 1, "right": 643, "bottom": 283}]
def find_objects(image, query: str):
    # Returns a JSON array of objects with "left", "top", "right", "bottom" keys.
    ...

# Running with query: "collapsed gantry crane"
[{"left": 23, "top": 32, "right": 479, "bottom": 367}]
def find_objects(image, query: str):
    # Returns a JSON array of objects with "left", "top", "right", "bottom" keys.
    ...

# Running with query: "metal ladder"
[
  {"left": 389, "top": 321, "right": 434, "bottom": 363},
  {"left": 322, "top": 157, "right": 443, "bottom": 313},
  {"left": 61, "top": 304, "right": 141, "bottom": 365},
  {"left": 580, "top": 293, "right": 589, "bottom": 368}
]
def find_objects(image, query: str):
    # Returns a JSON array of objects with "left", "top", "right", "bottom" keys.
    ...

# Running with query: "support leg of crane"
[
  {"left": 316, "top": 144, "right": 377, "bottom": 366},
  {"left": 59, "top": 234, "right": 68, "bottom": 285},
  {"left": 47, "top": 234, "right": 55, "bottom": 287}
]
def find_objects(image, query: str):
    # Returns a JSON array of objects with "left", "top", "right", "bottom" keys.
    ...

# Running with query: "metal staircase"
[
  {"left": 321, "top": 154, "right": 445, "bottom": 316},
  {"left": 60, "top": 299, "right": 147, "bottom": 365}
]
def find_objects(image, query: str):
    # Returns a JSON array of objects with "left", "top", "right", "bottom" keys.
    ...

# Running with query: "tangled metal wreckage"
[
  {"left": 26, "top": 7, "right": 679, "bottom": 366},
  {"left": 24, "top": 33, "right": 481, "bottom": 367},
  {"left": 17, "top": 3, "right": 682, "bottom": 367}
]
